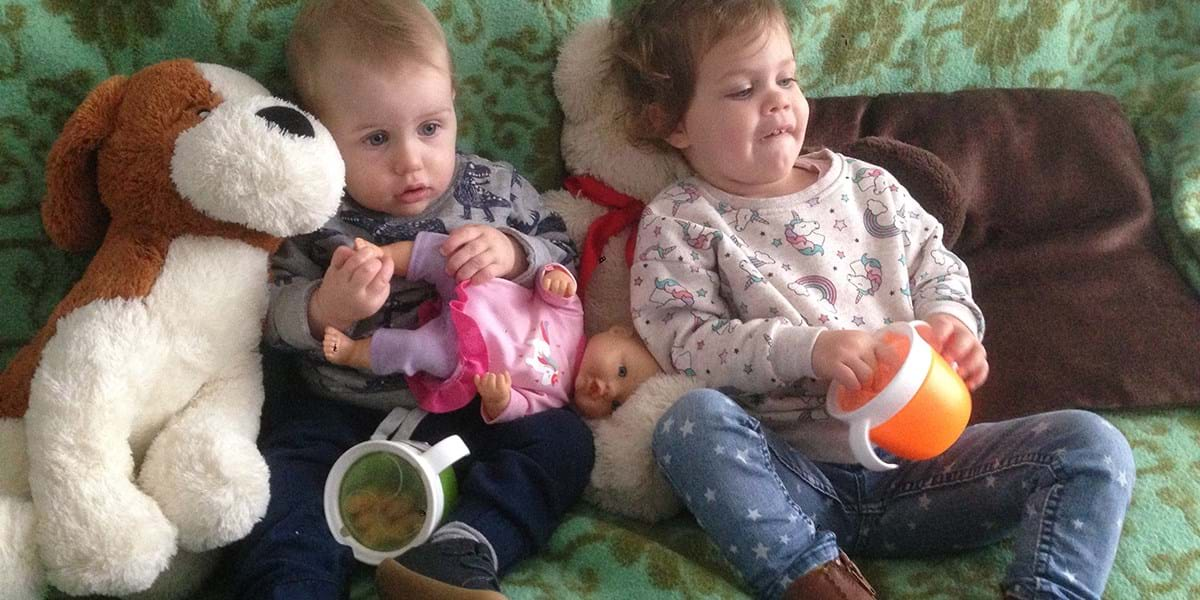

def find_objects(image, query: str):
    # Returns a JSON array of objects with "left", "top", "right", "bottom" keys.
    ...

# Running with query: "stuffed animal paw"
[
  {"left": 138, "top": 387, "right": 271, "bottom": 552},
  {"left": 31, "top": 449, "right": 178, "bottom": 596}
]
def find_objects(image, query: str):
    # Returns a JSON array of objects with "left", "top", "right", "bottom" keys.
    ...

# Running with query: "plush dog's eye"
[{"left": 197, "top": 109, "right": 211, "bottom": 120}]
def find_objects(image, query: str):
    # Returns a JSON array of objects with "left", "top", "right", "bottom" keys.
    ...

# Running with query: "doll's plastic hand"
[
  {"left": 811, "top": 329, "right": 879, "bottom": 391},
  {"left": 353, "top": 237, "right": 384, "bottom": 260},
  {"left": 475, "top": 371, "right": 512, "bottom": 420},
  {"left": 923, "top": 313, "right": 989, "bottom": 390},
  {"left": 541, "top": 268, "right": 577, "bottom": 298},
  {"left": 442, "top": 224, "right": 527, "bottom": 284},
  {"left": 359, "top": 238, "right": 414, "bottom": 277},
  {"left": 310, "top": 242, "right": 394, "bottom": 334}
]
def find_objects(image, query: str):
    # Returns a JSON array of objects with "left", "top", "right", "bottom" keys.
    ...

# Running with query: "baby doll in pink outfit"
[
  {"left": 324, "top": 231, "right": 585, "bottom": 422},
  {"left": 325, "top": 231, "right": 662, "bottom": 423},
  {"left": 569, "top": 325, "right": 661, "bottom": 419}
]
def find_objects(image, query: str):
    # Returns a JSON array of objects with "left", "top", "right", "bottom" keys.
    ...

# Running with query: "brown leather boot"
[{"left": 783, "top": 550, "right": 877, "bottom": 600}]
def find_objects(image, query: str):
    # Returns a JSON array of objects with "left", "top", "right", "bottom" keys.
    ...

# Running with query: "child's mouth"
[
  {"left": 762, "top": 126, "right": 791, "bottom": 139},
  {"left": 397, "top": 185, "right": 431, "bottom": 203}
]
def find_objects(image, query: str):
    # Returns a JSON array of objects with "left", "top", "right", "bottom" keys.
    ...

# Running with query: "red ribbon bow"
[{"left": 564, "top": 175, "right": 645, "bottom": 299}]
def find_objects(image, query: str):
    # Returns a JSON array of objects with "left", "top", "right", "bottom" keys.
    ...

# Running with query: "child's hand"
[
  {"left": 811, "top": 329, "right": 879, "bottom": 391},
  {"left": 923, "top": 314, "right": 989, "bottom": 390},
  {"left": 475, "top": 371, "right": 512, "bottom": 420},
  {"left": 309, "top": 242, "right": 394, "bottom": 335},
  {"left": 441, "top": 225, "right": 528, "bottom": 284},
  {"left": 540, "top": 268, "right": 577, "bottom": 298}
]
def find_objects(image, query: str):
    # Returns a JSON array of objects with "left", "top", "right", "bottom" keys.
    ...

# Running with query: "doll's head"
[{"left": 573, "top": 325, "right": 662, "bottom": 418}]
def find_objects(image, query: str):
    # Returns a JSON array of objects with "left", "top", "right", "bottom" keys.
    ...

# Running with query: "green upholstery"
[{"left": 2, "top": 1, "right": 1198, "bottom": 598}]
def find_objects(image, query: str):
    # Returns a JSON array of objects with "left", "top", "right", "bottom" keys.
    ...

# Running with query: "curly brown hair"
[{"left": 610, "top": 0, "right": 790, "bottom": 151}]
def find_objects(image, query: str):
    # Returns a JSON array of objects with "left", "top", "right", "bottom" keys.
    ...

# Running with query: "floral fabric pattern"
[{"left": 3, "top": 1, "right": 1199, "bottom": 598}]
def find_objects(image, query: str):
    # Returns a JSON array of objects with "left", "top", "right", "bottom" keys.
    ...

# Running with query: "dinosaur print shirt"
[
  {"left": 631, "top": 149, "right": 982, "bottom": 464},
  {"left": 267, "top": 152, "right": 577, "bottom": 410}
]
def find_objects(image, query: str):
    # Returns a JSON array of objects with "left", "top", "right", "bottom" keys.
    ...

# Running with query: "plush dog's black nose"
[{"left": 256, "top": 105, "right": 315, "bottom": 139}]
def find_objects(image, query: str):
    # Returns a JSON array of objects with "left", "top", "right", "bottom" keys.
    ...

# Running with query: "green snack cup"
[{"left": 324, "top": 435, "right": 469, "bottom": 564}]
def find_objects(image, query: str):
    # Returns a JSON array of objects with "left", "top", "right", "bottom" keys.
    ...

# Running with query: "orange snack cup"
[{"left": 825, "top": 321, "right": 971, "bottom": 471}]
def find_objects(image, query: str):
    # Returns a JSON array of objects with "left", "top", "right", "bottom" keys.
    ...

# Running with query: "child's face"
[
  {"left": 316, "top": 55, "right": 457, "bottom": 217},
  {"left": 573, "top": 327, "right": 660, "bottom": 419},
  {"left": 666, "top": 21, "right": 809, "bottom": 198}
]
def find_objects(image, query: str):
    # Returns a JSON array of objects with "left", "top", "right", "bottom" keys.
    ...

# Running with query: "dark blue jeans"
[{"left": 221, "top": 358, "right": 595, "bottom": 600}]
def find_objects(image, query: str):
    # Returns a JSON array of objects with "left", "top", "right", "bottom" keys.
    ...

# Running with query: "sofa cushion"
[{"left": 807, "top": 89, "right": 1200, "bottom": 422}]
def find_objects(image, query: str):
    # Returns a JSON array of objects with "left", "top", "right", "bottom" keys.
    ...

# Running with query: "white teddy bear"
[{"left": 544, "top": 19, "right": 695, "bottom": 523}]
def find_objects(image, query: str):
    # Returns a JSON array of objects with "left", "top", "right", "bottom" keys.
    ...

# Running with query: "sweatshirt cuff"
[
  {"left": 498, "top": 227, "right": 542, "bottom": 287},
  {"left": 271, "top": 279, "right": 323, "bottom": 352},
  {"left": 483, "top": 395, "right": 523, "bottom": 424},
  {"left": 770, "top": 326, "right": 822, "bottom": 382},
  {"left": 916, "top": 302, "right": 984, "bottom": 341}
]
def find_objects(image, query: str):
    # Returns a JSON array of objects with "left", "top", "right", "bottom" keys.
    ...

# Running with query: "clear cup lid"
[{"left": 331, "top": 449, "right": 428, "bottom": 554}]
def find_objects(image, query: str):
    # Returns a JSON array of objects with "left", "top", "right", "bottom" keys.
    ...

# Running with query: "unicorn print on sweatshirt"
[
  {"left": 663, "top": 182, "right": 705, "bottom": 216},
  {"left": 852, "top": 165, "right": 896, "bottom": 195},
  {"left": 847, "top": 253, "right": 883, "bottom": 303},
  {"left": 718, "top": 201, "right": 771, "bottom": 232},
  {"left": 783, "top": 212, "right": 825, "bottom": 256},
  {"left": 650, "top": 277, "right": 696, "bottom": 308},
  {"left": 677, "top": 221, "right": 722, "bottom": 250}
]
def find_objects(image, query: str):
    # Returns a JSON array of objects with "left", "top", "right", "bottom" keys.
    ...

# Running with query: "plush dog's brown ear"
[{"left": 41, "top": 75, "right": 127, "bottom": 252}]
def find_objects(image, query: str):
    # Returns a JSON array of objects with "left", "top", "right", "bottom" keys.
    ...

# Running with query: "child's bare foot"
[{"left": 323, "top": 327, "right": 372, "bottom": 370}]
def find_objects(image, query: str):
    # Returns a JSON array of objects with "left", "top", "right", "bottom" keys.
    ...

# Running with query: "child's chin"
[{"left": 390, "top": 199, "right": 434, "bottom": 217}]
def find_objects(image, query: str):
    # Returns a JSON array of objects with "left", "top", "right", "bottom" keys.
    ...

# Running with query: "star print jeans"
[{"left": 651, "top": 389, "right": 1135, "bottom": 600}]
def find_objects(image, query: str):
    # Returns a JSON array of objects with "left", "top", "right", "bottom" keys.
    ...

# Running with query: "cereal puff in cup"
[{"left": 324, "top": 433, "right": 469, "bottom": 564}]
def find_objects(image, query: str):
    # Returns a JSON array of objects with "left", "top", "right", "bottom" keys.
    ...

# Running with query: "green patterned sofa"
[{"left": 3, "top": 1, "right": 1199, "bottom": 598}]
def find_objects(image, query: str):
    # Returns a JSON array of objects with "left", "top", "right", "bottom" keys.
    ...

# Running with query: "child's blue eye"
[
  {"left": 618, "top": 366, "right": 628, "bottom": 378},
  {"left": 728, "top": 87, "right": 753, "bottom": 99},
  {"left": 366, "top": 131, "right": 388, "bottom": 146},
  {"left": 778, "top": 77, "right": 797, "bottom": 87},
  {"left": 418, "top": 122, "right": 441, "bottom": 137}
]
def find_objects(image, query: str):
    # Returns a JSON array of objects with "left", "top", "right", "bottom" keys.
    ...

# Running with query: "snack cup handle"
[
  {"left": 849, "top": 418, "right": 897, "bottom": 471},
  {"left": 423, "top": 435, "right": 469, "bottom": 473}
]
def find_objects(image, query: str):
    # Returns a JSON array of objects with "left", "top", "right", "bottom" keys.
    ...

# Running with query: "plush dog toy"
[
  {"left": 545, "top": 21, "right": 965, "bottom": 522},
  {"left": 0, "top": 59, "right": 343, "bottom": 599}
]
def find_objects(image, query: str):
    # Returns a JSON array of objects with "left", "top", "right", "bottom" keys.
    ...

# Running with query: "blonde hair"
[
  {"left": 287, "top": 0, "right": 451, "bottom": 113},
  {"left": 611, "top": 0, "right": 790, "bottom": 150}
]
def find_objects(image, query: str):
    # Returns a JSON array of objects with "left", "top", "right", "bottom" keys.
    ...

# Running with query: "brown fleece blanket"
[{"left": 807, "top": 89, "right": 1200, "bottom": 422}]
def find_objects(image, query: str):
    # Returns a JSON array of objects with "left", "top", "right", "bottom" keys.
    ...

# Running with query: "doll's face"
[{"left": 573, "top": 326, "right": 661, "bottom": 418}]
